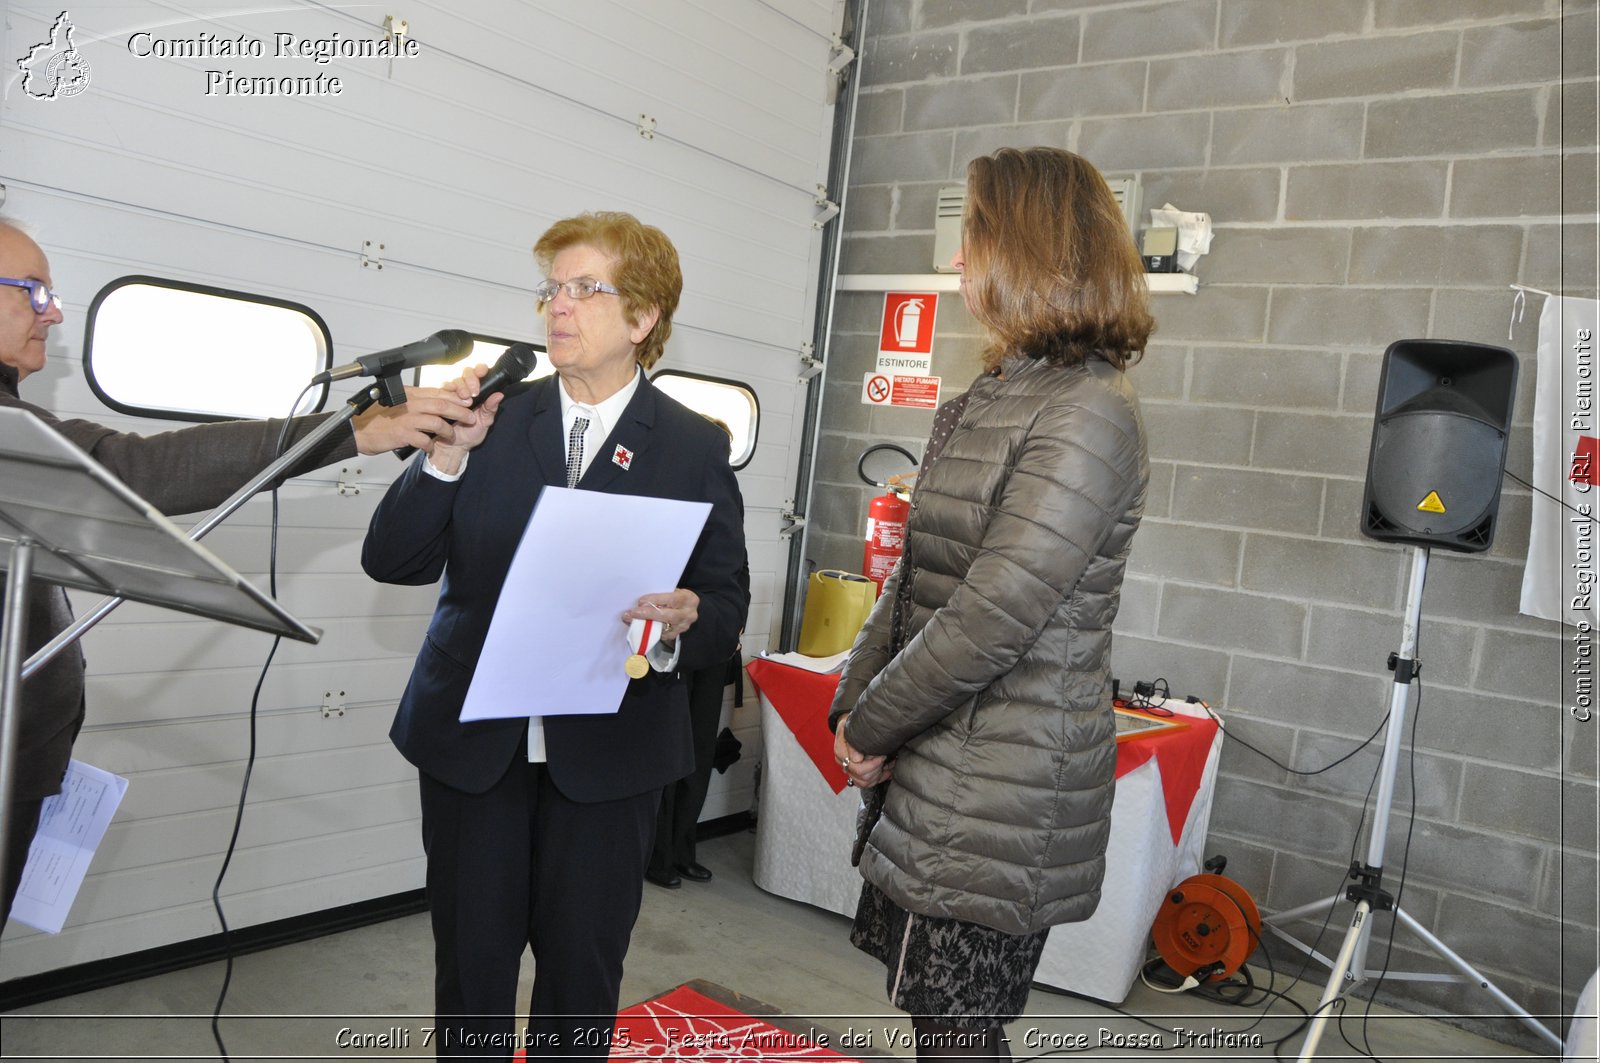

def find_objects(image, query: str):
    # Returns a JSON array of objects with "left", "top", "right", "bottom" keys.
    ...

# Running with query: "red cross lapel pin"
[{"left": 612, "top": 443, "right": 634, "bottom": 470}]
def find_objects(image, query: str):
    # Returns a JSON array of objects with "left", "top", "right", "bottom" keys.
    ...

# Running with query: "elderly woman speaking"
[
  {"left": 831, "top": 147, "right": 1153, "bottom": 1062},
  {"left": 364, "top": 212, "right": 748, "bottom": 1061}
]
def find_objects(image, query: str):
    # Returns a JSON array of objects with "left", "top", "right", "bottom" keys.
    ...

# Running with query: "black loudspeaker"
[{"left": 1361, "top": 339, "right": 1518, "bottom": 553}]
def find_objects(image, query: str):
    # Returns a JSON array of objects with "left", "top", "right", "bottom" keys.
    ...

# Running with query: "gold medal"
[{"left": 625, "top": 616, "right": 663, "bottom": 679}]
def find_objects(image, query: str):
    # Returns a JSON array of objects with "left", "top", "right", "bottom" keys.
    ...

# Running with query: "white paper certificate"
[
  {"left": 459, "top": 487, "right": 711, "bottom": 721},
  {"left": 10, "top": 759, "right": 129, "bottom": 934}
]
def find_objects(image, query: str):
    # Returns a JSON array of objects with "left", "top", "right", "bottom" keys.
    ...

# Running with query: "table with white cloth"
[{"left": 747, "top": 655, "right": 1225, "bottom": 1004}]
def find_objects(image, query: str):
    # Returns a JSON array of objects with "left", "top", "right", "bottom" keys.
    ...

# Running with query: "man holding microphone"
[{"left": 0, "top": 216, "right": 483, "bottom": 925}]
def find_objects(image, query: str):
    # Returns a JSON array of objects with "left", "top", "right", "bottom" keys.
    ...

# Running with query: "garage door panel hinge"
[
  {"left": 779, "top": 500, "right": 805, "bottom": 538},
  {"left": 798, "top": 341, "right": 823, "bottom": 382},
  {"left": 825, "top": 35, "right": 855, "bottom": 103},
  {"left": 813, "top": 185, "right": 840, "bottom": 229},
  {"left": 337, "top": 466, "right": 363, "bottom": 496},
  {"left": 827, "top": 38, "right": 855, "bottom": 75}
]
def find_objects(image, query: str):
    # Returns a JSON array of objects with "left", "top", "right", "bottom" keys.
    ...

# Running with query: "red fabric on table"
[
  {"left": 747, "top": 657, "right": 851, "bottom": 794},
  {"left": 1113, "top": 710, "right": 1220, "bottom": 845},
  {"left": 747, "top": 658, "right": 1220, "bottom": 841}
]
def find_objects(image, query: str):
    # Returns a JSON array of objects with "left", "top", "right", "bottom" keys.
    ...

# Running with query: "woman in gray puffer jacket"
[{"left": 830, "top": 147, "right": 1153, "bottom": 1061}]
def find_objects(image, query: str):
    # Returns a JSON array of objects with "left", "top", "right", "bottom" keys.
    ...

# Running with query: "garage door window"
[
  {"left": 650, "top": 370, "right": 758, "bottom": 469},
  {"left": 84, "top": 276, "right": 331, "bottom": 421}
]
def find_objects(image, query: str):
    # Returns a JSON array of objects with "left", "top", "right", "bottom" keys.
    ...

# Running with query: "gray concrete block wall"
[{"left": 811, "top": 0, "right": 1598, "bottom": 1047}]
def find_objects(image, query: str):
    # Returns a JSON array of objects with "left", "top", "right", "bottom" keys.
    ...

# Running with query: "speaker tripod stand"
[{"left": 1263, "top": 545, "right": 1563, "bottom": 1059}]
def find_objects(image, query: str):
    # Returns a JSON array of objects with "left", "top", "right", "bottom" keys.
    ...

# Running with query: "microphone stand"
[
  {"left": 22, "top": 379, "right": 398, "bottom": 680},
  {"left": 0, "top": 535, "right": 36, "bottom": 919}
]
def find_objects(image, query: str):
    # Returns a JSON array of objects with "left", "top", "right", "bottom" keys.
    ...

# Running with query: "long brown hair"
[{"left": 960, "top": 148, "right": 1153, "bottom": 371}]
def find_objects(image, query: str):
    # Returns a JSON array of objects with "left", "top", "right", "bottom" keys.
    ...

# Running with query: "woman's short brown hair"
[
  {"left": 533, "top": 212, "right": 682, "bottom": 370},
  {"left": 960, "top": 147, "right": 1153, "bottom": 371}
]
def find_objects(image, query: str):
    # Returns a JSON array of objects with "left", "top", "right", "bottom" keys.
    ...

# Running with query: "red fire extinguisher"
[{"left": 863, "top": 487, "right": 910, "bottom": 592}]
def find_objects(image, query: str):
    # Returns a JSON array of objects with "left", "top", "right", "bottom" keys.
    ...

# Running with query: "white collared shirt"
[
  {"left": 422, "top": 366, "right": 642, "bottom": 483},
  {"left": 557, "top": 367, "right": 641, "bottom": 484}
]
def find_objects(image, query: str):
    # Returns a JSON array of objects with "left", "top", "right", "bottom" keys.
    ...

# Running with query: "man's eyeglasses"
[
  {"left": 534, "top": 278, "right": 620, "bottom": 303},
  {"left": 0, "top": 278, "right": 63, "bottom": 314}
]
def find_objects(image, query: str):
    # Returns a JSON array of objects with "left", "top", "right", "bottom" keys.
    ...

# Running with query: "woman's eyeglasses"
[{"left": 534, "top": 278, "right": 620, "bottom": 303}]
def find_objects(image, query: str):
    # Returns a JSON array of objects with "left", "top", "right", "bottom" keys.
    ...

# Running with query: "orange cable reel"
[{"left": 1150, "top": 872, "right": 1262, "bottom": 983}]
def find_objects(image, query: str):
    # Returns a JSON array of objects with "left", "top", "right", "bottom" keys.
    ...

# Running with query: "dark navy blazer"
[{"left": 362, "top": 373, "right": 749, "bottom": 802}]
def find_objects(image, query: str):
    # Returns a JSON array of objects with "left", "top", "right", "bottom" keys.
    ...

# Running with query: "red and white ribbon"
[{"left": 628, "top": 617, "right": 663, "bottom": 657}]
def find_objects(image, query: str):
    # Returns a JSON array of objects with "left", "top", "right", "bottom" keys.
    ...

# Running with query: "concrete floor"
[{"left": 0, "top": 829, "right": 1543, "bottom": 1061}]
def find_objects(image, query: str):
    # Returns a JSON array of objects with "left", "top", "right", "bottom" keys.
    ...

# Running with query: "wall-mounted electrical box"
[
  {"left": 931, "top": 176, "right": 1143, "bottom": 273},
  {"left": 932, "top": 186, "right": 964, "bottom": 272}
]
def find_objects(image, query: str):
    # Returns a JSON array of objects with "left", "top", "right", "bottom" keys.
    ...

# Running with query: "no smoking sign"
[{"left": 862, "top": 371, "right": 941, "bottom": 408}]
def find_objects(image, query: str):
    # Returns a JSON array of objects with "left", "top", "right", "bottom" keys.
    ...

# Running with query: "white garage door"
[{"left": 0, "top": 0, "right": 844, "bottom": 977}]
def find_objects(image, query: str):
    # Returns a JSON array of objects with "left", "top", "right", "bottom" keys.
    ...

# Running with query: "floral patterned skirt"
[{"left": 849, "top": 880, "right": 1049, "bottom": 1026}]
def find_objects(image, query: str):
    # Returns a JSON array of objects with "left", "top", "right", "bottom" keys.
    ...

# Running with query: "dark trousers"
[
  {"left": 420, "top": 761, "right": 658, "bottom": 1061},
  {"left": 648, "top": 662, "right": 724, "bottom": 875},
  {"left": 1, "top": 797, "right": 44, "bottom": 930}
]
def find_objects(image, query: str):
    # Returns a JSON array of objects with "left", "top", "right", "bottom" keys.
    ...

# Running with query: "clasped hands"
[{"left": 833, "top": 712, "right": 893, "bottom": 788}]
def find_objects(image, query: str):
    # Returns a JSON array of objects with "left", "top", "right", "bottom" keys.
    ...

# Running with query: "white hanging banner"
[{"left": 1520, "top": 295, "right": 1598, "bottom": 632}]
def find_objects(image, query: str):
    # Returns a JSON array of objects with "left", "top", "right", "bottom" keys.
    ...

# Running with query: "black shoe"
[
  {"left": 676, "top": 861, "right": 713, "bottom": 883},
  {"left": 645, "top": 867, "right": 682, "bottom": 889}
]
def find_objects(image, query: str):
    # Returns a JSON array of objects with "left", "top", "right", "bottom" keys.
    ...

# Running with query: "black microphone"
[
  {"left": 312, "top": 329, "right": 474, "bottom": 385},
  {"left": 392, "top": 342, "right": 540, "bottom": 460},
  {"left": 465, "top": 342, "right": 539, "bottom": 410}
]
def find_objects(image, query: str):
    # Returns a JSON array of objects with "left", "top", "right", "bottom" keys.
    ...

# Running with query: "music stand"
[{"left": 0, "top": 406, "right": 321, "bottom": 927}]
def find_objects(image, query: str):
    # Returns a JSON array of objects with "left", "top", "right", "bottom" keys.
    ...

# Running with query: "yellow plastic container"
[{"left": 797, "top": 569, "right": 878, "bottom": 657}]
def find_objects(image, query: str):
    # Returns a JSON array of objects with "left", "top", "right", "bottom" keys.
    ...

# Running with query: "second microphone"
[{"left": 392, "top": 342, "right": 541, "bottom": 460}]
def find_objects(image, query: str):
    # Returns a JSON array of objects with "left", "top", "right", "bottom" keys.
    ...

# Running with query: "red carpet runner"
[{"left": 515, "top": 984, "right": 862, "bottom": 1061}]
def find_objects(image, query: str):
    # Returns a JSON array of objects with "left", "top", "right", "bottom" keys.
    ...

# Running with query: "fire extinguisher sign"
[
  {"left": 877, "top": 292, "right": 938, "bottom": 372},
  {"left": 865, "top": 291, "right": 942, "bottom": 408}
]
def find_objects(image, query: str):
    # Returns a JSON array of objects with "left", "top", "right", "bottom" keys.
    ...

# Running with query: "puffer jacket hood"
[{"left": 831, "top": 351, "right": 1147, "bottom": 935}]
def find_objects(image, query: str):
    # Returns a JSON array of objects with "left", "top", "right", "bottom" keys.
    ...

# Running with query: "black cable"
[
  {"left": 1243, "top": 716, "right": 1392, "bottom": 1063},
  {"left": 1286, "top": 598, "right": 1429, "bottom": 1063},
  {"left": 986, "top": 554, "right": 1451, "bottom": 1063},
  {"left": 209, "top": 611, "right": 279, "bottom": 1063},
  {"left": 1123, "top": 677, "right": 1174, "bottom": 715},
  {"left": 1288, "top": 701, "right": 1392, "bottom": 1063},
  {"left": 1505, "top": 468, "right": 1598, "bottom": 524},
  {"left": 1194, "top": 932, "right": 1311, "bottom": 1044},
  {"left": 1126, "top": 685, "right": 1378, "bottom": 780},
  {"left": 1023, "top": 896, "right": 1323, "bottom": 1063},
  {"left": 1023, "top": 974, "right": 1313, "bottom": 1061},
  {"left": 1277, "top": 997, "right": 1348, "bottom": 1063},
  {"left": 1197, "top": 698, "right": 1390, "bottom": 777},
  {"left": 1349, "top": 673, "right": 1427, "bottom": 1063},
  {"left": 210, "top": 394, "right": 311, "bottom": 1062},
  {"left": 1225, "top": 923, "right": 1327, "bottom": 1063},
  {"left": 1057, "top": 690, "right": 1397, "bottom": 1061}
]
